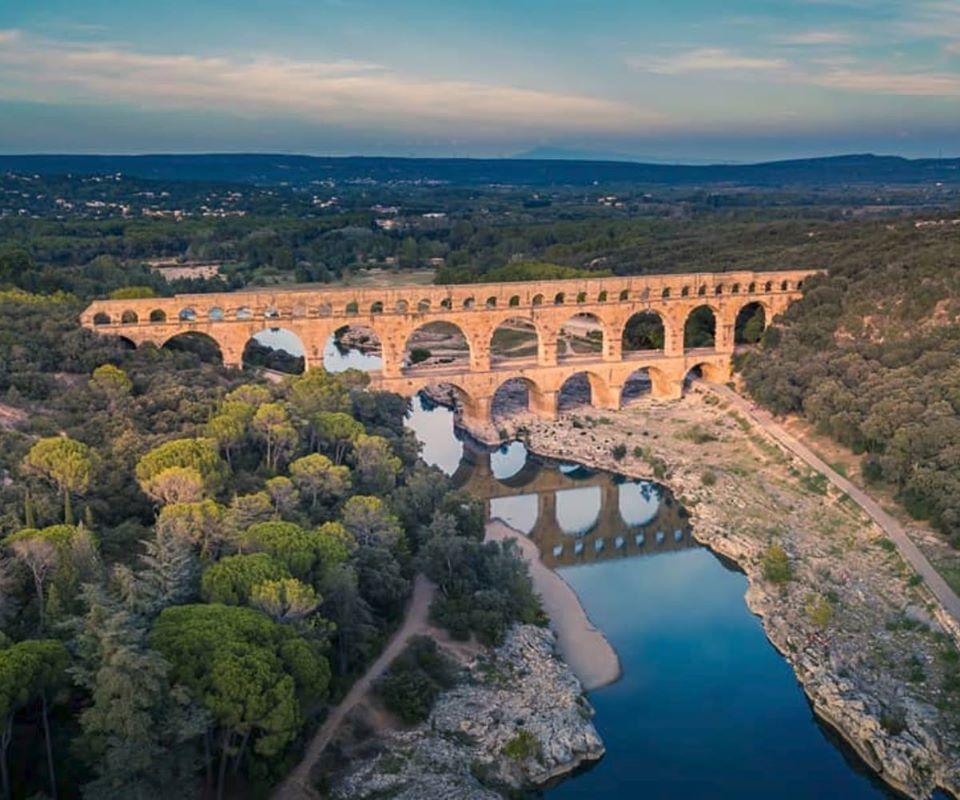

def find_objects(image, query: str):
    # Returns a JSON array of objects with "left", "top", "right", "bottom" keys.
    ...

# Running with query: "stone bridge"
[
  {"left": 82, "top": 269, "right": 816, "bottom": 426},
  {"left": 453, "top": 445, "right": 694, "bottom": 568}
]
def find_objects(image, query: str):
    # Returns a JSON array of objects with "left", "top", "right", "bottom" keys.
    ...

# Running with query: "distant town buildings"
[{"left": 146, "top": 258, "right": 222, "bottom": 281}]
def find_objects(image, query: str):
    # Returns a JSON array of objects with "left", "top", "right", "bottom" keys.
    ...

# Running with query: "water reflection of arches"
[{"left": 456, "top": 443, "right": 694, "bottom": 568}]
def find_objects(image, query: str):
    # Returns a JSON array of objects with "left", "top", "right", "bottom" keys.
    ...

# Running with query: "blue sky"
[{"left": 0, "top": 0, "right": 957, "bottom": 161}]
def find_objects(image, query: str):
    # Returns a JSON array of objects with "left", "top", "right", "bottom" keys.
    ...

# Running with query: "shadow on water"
[{"left": 390, "top": 382, "right": 916, "bottom": 800}]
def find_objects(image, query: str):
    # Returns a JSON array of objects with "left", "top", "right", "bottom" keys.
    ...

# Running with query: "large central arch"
[
  {"left": 558, "top": 313, "right": 604, "bottom": 361},
  {"left": 403, "top": 321, "right": 471, "bottom": 372},
  {"left": 161, "top": 331, "right": 224, "bottom": 365},
  {"left": 622, "top": 310, "right": 665, "bottom": 355},
  {"left": 683, "top": 305, "right": 717, "bottom": 350},
  {"left": 490, "top": 318, "right": 540, "bottom": 365},
  {"left": 243, "top": 327, "right": 306, "bottom": 374}
]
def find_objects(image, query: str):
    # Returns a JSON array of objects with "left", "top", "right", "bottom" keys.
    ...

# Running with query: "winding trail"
[
  {"left": 709, "top": 382, "right": 960, "bottom": 624},
  {"left": 274, "top": 574, "right": 436, "bottom": 800}
]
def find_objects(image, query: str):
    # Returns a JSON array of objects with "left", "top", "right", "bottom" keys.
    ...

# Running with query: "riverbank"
[
  {"left": 485, "top": 519, "right": 621, "bottom": 691},
  {"left": 488, "top": 388, "right": 960, "bottom": 800}
]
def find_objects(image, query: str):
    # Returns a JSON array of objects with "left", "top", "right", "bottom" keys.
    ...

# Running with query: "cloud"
[
  {"left": 0, "top": 30, "right": 663, "bottom": 135},
  {"left": 813, "top": 68, "right": 960, "bottom": 95},
  {"left": 628, "top": 48, "right": 788, "bottom": 75},
  {"left": 774, "top": 30, "right": 857, "bottom": 45}
]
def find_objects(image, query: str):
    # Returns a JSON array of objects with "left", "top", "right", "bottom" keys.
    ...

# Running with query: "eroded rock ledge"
[{"left": 330, "top": 625, "right": 604, "bottom": 799}]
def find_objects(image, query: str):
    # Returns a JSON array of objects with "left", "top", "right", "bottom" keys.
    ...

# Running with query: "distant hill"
[{"left": 0, "top": 152, "right": 957, "bottom": 187}]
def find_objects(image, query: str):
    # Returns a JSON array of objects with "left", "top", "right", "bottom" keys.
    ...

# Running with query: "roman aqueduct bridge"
[{"left": 82, "top": 269, "right": 817, "bottom": 427}]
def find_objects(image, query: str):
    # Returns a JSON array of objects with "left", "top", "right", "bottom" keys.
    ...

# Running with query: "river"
[{"left": 294, "top": 335, "right": 900, "bottom": 798}]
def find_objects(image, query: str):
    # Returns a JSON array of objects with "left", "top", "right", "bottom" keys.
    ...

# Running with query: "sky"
[{"left": 0, "top": 0, "right": 957, "bottom": 162}]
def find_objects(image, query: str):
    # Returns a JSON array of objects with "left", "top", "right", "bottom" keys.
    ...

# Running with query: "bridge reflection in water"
[{"left": 451, "top": 439, "right": 695, "bottom": 569}]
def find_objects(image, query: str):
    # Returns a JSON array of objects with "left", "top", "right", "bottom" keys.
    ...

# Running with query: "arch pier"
[{"left": 82, "top": 269, "right": 816, "bottom": 428}]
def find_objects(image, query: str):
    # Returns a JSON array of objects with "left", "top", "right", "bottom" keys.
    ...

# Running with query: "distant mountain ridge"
[{"left": 0, "top": 152, "right": 957, "bottom": 187}]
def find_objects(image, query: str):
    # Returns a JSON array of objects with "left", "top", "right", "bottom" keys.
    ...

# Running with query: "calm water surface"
[{"left": 336, "top": 344, "right": 898, "bottom": 798}]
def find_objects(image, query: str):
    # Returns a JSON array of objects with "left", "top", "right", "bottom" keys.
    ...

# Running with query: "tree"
[
  {"left": 0, "top": 639, "right": 69, "bottom": 800},
  {"left": 224, "top": 492, "right": 274, "bottom": 534},
  {"left": 223, "top": 384, "right": 271, "bottom": 407},
  {"left": 250, "top": 578, "right": 320, "bottom": 624},
  {"left": 150, "top": 604, "right": 330, "bottom": 800},
  {"left": 135, "top": 439, "right": 226, "bottom": 503},
  {"left": 251, "top": 403, "right": 297, "bottom": 471},
  {"left": 351, "top": 434, "right": 401, "bottom": 494},
  {"left": 23, "top": 436, "right": 93, "bottom": 524},
  {"left": 140, "top": 467, "right": 206, "bottom": 506},
  {"left": 156, "top": 500, "right": 227, "bottom": 560},
  {"left": 286, "top": 369, "right": 351, "bottom": 422},
  {"left": 243, "top": 521, "right": 347, "bottom": 581},
  {"left": 124, "top": 530, "right": 201, "bottom": 616},
  {"left": 340, "top": 496, "right": 402, "bottom": 548},
  {"left": 313, "top": 412, "right": 364, "bottom": 464},
  {"left": 5, "top": 524, "right": 98, "bottom": 629},
  {"left": 89, "top": 364, "right": 133, "bottom": 410},
  {"left": 265, "top": 476, "right": 299, "bottom": 519},
  {"left": 319, "top": 563, "right": 377, "bottom": 675},
  {"left": 200, "top": 554, "right": 290, "bottom": 606},
  {"left": 204, "top": 411, "right": 247, "bottom": 469},
  {"left": 289, "top": 453, "right": 350, "bottom": 511},
  {"left": 71, "top": 587, "right": 207, "bottom": 800}
]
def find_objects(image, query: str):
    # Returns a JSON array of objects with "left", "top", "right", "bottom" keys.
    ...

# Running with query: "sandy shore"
[{"left": 485, "top": 518, "right": 621, "bottom": 691}]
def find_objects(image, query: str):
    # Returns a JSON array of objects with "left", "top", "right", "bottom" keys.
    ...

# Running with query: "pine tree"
[{"left": 71, "top": 586, "right": 208, "bottom": 800}]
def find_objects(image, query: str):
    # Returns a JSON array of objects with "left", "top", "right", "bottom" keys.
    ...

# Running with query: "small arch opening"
[
  {"left": 554, "top": 292, "right": 566, "bottom": 305},
  {"left": 371, "top": 301, "right": 384, "bottom": 314},
  {"left": 532, "top": 294, "right": 544, "bottom": 306},
  {"left": 93, "top": 312, "right": 111, "bottom": 326},
  {"left": 149, "top": 309, "right": 167, "bottom": 323},
  {"left": 179, "top": 308, "right": 197, "bottom": 322},
  {"left": 120, "top": 310, "right": 138, "bottom": 325},
  {"left": 209, "top": 307, "right": 224, "bottom": 321},
  {"left": 509, "top": 295, "right": 521, "bottom": 307}
]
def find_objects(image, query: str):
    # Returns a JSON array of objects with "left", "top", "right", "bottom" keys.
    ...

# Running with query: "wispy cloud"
[
  {"left": 774, "top": 30, "right": 857, "bottom": 45},
  {"left": 813, "top": 68, "right": 960, "bottom": 95},
  {"left": 0, "top": 30, "right": 663, "bottom": 135},
  {"left": 628, "top": 48, "right": 788, "bottom": 75}
]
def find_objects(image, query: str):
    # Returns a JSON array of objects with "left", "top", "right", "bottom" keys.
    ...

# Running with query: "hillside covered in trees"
[
  {"left": 0, "top": 295, "right": 541, "bottom": 799},
  {"left": 743, "top": 222, "right": 960, "bottom": 546}
]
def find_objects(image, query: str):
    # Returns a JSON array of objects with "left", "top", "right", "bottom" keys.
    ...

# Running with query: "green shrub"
[
  {"left": 612, "top": 443, "right": 627, "bottom": 461},
  {"left": 377, "top": 636, "right": 458, "bottom": 724},
  {"left": 761, "top": 543, "right": 792, "bottom": 583},
  {"left": 410, "top": 347, "right": 432, "bottom": 365},
  {"left": 502, "top": 729, "right": 540, "bottom": 762},
  {"left": 701, "top": 470, "right": 717, "bottom": 486}
]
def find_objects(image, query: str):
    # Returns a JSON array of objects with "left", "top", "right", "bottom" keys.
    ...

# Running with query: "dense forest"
[
  {"left": 743, "top": 222, "right": 960, "bottom": 545},
  {"left": 0, "top": 294, "right": 541, "bottom": 798}
]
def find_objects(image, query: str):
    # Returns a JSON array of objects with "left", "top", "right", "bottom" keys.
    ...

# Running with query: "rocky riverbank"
[
  {"left": 328, "top": 625, "right": 604, "bottom": 799},
  {"left": 497, "top": 389, "right": 960, "bottom": 800}
]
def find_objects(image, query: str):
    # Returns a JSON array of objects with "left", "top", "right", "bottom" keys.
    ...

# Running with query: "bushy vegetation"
[
  {"left": 376, "top": 635, "right": 458, "bottom": 724},
  {"left": 0, "top": 294, "right": 542, "bottom": 798},
  {"left": 743, "top": 223, "right": 960, "bottom": 546}
]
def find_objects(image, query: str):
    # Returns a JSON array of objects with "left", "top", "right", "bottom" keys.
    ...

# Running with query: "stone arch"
[
  {"left": 683, "top": 362, "right": 728, "bottom": 392},
  {"left": 731, "top": 283, "right": 741, "bottom": 294},
  {"left": 93, "top": 312, "right": 111, "bottom": 326},
  {"left": 440, "top": 298, "right": 452, "bottom": 310},
  {"left": 236, "top": 306, "right": 254, "bottom": 320},
  {"left": 243, "top": 327, "right": 306, "bottom": 374},
  {"left": 396, "top": 299, "right": 409, "bottom": 313},
  {"left": 370, "top": 300, "right": 384, "bottom": 314},
  {"left": 557, "top": 312, "right": 604, "bottom": 360},
  {"left": 317, "top": 303, "right": 333, "bottom": 317},
  {"left": 417, "top": 299, "right": 431, "bottom": 313},
  {"left": 619, "top": 289, "right": 629, "bottom": 301},
  {"left": 509, "top": 295, "right": 521, "bottom": 307},
  {"left": 683, "top": 305, "right": 717, "bottom": 350},
  {"left": 149, "top": 309, "right": 167, "bottom": 323},
  {"left": 697, "top": 285, "right": 707, "bottom": 296},
  {"left": 491, "top": 376, "right": 550, "bottom": 422},
  {"left": 162, "top": 331, "right": 224, "bottom": 365},
  {"left": 485, "top": 296, "right": 497, "bottom": 309},
  {"left": 345, "top": 301, "right": 359, "bottom": 315},
  {"left": 797, "top": 279, "right": 805, "bottom": 290},
  {"left": 532, "top": 294, "right": 544, "bottom": 306},
  {"left": 554, "top": 292, "right": 566, "bottom": 305},
  {"left": 409, "top": 380, "right": 478, "bottom": 424},
  {"left": 178, "top": 307, "right": 197, "bottom": 322},
  {"left": 576, "top": 291, "right": 587, "bottom": 304},
  {"left": 681, "top": 286, "right": 690, "bottom": 297},
  {"left": 598, "top": 290, "right": 608, "bottom": 302},
  {"left": 209, "top": 307, "right": 224, "bottom": 321},
  {"left": 490, "top": 317, "right": 540, "bottom": 363},
  {"left": 748, "top": 282, "right": 757, "bottom": 293},
  {"left": 558, "top": 370, "right": 611, "bottom": 413},
  {"left": 264, "top": 307, "right": 281, "bottom": 320},
  {"left": 120, "top": 310, "right": 139, "bottom": 324},
  {"left": 764, "top": 281, "right": 773, "bottom": 292},
  {"left": 661, "top": 287, "right": 671, "bottom": 299},
  {"left": 780, "top": 279, "right": 790, "bottom": 291},
  {"left": 463, "top": 297, "right": 476, "bottom": 309},
  {"left": 734, "top": 301, "right": 767, "bottom": 344},
  {"left": 714, "top": 284, "right": 724, "bottom": 295},
  {"left": 621, "top": 366, "right": 671, "bottom": 406},
  {"left": 622, "top": 310, "right": 665, "bottom": 354},
  {"left": 403, "top": 320, "right": 471, "bottom": 372},
  {"left": 326, "top": 324, "right": 383, "bottom": 372}
]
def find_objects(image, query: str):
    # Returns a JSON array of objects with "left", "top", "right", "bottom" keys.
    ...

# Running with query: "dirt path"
[
  {"left": 273, "top": 574, "right": 436, "bottom": 800},
  {"left": 710, "top": 382, "right": 960, "bottom": 624}
]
